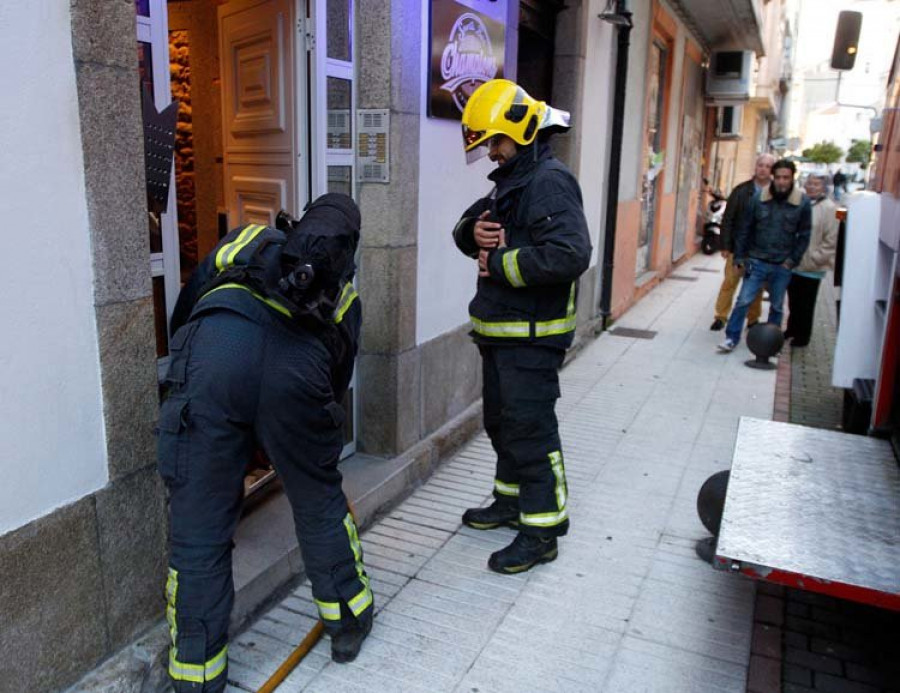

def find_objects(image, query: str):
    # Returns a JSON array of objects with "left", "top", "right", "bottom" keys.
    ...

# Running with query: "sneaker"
[
  {"left": 331, "top": 608, "right": 373, "bottom": 663},
  {"left": 717, "top": 338, "right": 736, "bottom": 353},
  {"left": 462, "top": 499, "right": 519, "bottom": 530},
  {"left": 709, "top": 319, "right": 725, "bottom": 331},
  {"left": 488, "top": 533, "right": 558, "bottom": 574}
]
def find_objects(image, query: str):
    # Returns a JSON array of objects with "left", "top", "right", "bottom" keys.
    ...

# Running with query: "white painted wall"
[
  {"left": 578, "top": 2, "right": 616, "bottom": 269},
  {"left": 416, "top": 0, "right": 512, "bottom": 344},
  {"left": 0, "top": 3, "right": 108, "bottom": 535}
]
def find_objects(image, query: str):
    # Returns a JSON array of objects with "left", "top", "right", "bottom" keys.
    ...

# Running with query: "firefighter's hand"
[
  {"left": 721, "top": 250, "right": 730, "bottom": 260},
  {"left": 474, "top": 210, "right": 503, "bottom": 249}
]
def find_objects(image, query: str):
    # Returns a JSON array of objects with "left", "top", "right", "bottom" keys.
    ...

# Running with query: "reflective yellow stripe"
[
  {"left": 315, "top": 599, "right": 342, "bottom": 621},
  {"left": 494, "top": 479, "right": 520, "bottom": 497},
  {"left": 342, "top": 513, "right": 373, "bottom": 617},
  {"left": 534, "top": 316, "right": 577, "bottom": 337},
  {"left": 549, "top": 450, "right": 567, "bottom": 510},
  {"left": 169, "top": 645, "right": 228, "bottom": 683},
  {"left": 215, "top": 223, "right": 263, "bottom": 271},
  {"left": 166, "top": 568, "right": 179, "bottom": 667},
  {"left": 520, "top": 507, "right": 569, "bottom": 527},
  {"left": 201, "top": 283, "right": 293, "bottom": 318},
  {"left": 348, "top": 584, "right": 374, "bottom": 616},
  {"left": 471, "top": 282, "right": 577, "bottom": 339},
  {"left": 165, "top": 567, "right": 228, "bottom": 683},
  {"left": 502, "top": 249, "right": 526, "bottom": 287},
  {"left": 333, "top": 283, "right": 359, "bottom": 324},
  {"left": 470, "top": 316, "right": 530, "bottom": 338}
]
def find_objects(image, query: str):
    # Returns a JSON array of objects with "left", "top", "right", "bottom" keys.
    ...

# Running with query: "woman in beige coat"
[{"left": 785, "top": 173, "right": 839, "bottom": 346}]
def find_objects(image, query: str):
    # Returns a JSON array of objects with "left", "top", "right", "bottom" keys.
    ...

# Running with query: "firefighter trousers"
[
  {"left": 479, "top": 344, "right": 569, "bottom": 537},
  {"left": 157, "top": 301, "right": 371, "bottom": 692}
]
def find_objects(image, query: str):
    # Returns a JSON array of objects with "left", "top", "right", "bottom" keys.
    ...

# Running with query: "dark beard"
[{"left": 770, "top": 183, "right": 792, "bottom": 201}]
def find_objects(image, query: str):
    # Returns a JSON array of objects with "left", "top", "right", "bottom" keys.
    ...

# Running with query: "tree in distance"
[{"left": 801, "top": 141, "right": 845, "bottom": 164}]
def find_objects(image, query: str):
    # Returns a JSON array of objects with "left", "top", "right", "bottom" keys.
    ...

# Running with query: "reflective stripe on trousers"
[
  {"left": 520, "top": 450, "right": 568, "bottom": 528},
  {"left": 166, "top": 567, "right": 229, "bottom": 685}
]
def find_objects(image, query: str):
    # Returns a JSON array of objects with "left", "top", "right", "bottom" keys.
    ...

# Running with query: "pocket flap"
[{"left": 157, "top": 395, "right": 189, "bottom": 434}]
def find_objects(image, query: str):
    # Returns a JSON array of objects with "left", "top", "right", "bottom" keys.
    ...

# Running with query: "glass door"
[
  {"left": 637, "top": 39, "right": 668, "bottom": 276},
  {"left": 309, "top": 0, "right": 358, "bottom": 457}
]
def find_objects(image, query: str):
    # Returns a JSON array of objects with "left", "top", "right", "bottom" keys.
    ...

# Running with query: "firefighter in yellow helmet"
[{"left": 453, "top": 79, "right": 592, "bottom": 573}]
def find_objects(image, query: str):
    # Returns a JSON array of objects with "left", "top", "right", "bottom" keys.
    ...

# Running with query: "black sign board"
[{"left": 428, "top": 0, "right": 506, "bottom": 121}]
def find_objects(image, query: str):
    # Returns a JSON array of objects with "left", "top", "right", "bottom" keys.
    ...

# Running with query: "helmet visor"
[{"left": 462, "top": 124, "right": 490, "bottom": 164}]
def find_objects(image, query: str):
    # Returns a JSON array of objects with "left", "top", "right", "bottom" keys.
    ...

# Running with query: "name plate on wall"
[{"left": 428, "top": 0, "right": 507, "bottom": 121}]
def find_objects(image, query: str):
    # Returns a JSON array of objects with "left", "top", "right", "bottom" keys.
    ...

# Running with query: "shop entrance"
[{"left": 136, "top": 0, "right": 358, "bottom": 487}]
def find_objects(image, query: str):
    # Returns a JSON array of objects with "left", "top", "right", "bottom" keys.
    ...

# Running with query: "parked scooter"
[{"left": 701, "top": 186, "right": 727, "bottom": 255}]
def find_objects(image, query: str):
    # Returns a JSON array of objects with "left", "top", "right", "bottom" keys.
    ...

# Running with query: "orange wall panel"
[{"left": 611, "top": 199, "right": 641, "bottom": 317}]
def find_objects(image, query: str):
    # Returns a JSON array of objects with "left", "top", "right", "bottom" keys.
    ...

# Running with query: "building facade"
[{"left": 0, "top": 0, "right": 764, "bottom": 689}]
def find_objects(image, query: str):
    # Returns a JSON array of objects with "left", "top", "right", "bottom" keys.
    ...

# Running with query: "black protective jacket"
[
  {"left": 719, "top": 179, "right": 758, "bottom": 253},
  {"left": 170, "top": 226, "right": 361, "bottom": 400},
  {"left": 453, "top": 145, "right": 592, "bottom": 350}
]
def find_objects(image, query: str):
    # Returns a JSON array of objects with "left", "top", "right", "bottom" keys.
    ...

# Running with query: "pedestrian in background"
[
  {"left": 709, "top": 154, "right": 774, "bottom": 332},
  {"left": 785, "top": 172, "right": 838, "bottom": 347},
  {"left": 453, "top": 79, "right": 592, "bottom": 574},
  {"left": 718, "top": 159, "right": 812, "bottom": 353}
]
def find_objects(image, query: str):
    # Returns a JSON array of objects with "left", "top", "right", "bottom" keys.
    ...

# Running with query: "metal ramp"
[{"left": 715, "top": 417, "right": 900, "bottom": 611}]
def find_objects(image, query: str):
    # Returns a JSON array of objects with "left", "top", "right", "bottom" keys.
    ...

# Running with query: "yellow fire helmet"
[{"left": 461, "top": 79, "right": 570, "bottom": 164}]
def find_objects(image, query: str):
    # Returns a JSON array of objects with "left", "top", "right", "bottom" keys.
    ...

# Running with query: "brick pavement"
[
  {"left": 221, "top": 253, "right": 777, "bottom": 692},
  {"left": 761, "top": 275, "right": 900, "bottom": 693}
]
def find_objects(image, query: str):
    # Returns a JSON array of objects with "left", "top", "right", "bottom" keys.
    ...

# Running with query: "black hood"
[{"left": 282, "top": 193, "right": 362, "bottom": 288}]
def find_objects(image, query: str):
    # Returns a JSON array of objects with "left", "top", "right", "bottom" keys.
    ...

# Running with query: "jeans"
[{"left": 725, "top": 258, "right": 793, "bottom": 344}]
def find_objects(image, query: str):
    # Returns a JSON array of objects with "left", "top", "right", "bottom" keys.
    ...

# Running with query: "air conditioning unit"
[
  {"left": 716, "top": 105, "right": 743, "bottom": 138},
  {"left": 707, "top": 50, "right": 753, "bottom": 104}
]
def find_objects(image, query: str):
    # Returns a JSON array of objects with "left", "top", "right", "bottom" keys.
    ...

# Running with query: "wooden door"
[{"left": 219, "top": 0, "right": 299, "bottom": 228}]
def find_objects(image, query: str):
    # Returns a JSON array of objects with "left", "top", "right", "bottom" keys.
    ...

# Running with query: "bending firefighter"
[
  {"left": 453, "top": 79, "right": 592, "bottom": 574},
  {"left": 156, "top": 194, "right": 372, "bottom": 692}
]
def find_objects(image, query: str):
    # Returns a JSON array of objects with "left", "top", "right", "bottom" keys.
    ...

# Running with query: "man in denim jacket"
[{"left": 718, "top": 159, "right": 811, "bottom": 352}]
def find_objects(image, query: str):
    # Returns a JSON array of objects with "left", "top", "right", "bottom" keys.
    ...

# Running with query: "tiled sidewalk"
[{"left": 224, "top": 254, "right": 777, "bottom": 692}]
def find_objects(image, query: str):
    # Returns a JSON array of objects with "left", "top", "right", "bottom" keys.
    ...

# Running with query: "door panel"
[{"left": 219, "top": 0, "right": 297, "bottom": 228}]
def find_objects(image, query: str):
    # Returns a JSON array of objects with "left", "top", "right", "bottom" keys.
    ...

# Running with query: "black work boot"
[
  {"left": 462, "top": 499, "right": 519, "bottom": 530},
  {"left": 488, "top": 532, "right": 558, "bottom": 574},
  {"left": 331, "top": 608, "right": 373, "bottom": 663}
]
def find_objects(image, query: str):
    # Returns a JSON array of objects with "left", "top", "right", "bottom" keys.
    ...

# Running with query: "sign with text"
[{"left": 428, "top": 0, "right": 506, "bottom": 120}]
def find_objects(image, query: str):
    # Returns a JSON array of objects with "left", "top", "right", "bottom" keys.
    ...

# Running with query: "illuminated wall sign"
[{"left": 429, "top": 0, "right": 507, "bottom": 120}]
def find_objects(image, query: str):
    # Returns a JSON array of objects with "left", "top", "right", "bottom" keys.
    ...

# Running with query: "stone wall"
[{"left": 0, "top": 2, "right": 167, "bottom": 691}]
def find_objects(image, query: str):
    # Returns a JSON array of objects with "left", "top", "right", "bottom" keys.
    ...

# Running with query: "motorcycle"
[{"left": 701, "top": 186, "right": 727, "bottom": 255}]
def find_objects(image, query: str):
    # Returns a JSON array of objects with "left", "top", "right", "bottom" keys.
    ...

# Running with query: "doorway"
[
  {"left": 136, "top": 0, "right": 359, "bottom": 477},
  {"left": 636, "top": 38, "right": 668, "bottom": 276}
]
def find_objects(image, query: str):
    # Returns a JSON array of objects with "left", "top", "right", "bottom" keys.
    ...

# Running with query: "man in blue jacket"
[
  {"left": 453, "top": 79, "right": 592, "bottom": 574},
  {"left": 718, "top": 159, "right": 811, "bottom": 352}
]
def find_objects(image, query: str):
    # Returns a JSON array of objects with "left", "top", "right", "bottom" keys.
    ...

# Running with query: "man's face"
[
  {"left": 772, "top": 167, "right": 794, "bottom": 194},
  {"left": 805, "top": 176, "right": 824, "bottom": 198},
  {"left": 489, "top": 135, "right": 518, "bottom": 166},
  {"left": 754, "top": 157, "right": 774, "bottom": 184}
]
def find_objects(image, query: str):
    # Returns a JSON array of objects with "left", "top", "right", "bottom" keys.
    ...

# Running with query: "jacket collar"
[
  {"left": 759, "top": 184, "right": 803, "bottom": 206},
  {"left": 488, "top": 143, "right": 553, "bottom": 191}
]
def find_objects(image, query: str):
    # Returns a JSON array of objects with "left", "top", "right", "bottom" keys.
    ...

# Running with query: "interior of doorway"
[{"left": 166, "top": 0, "right": 285, "bottom": 497}]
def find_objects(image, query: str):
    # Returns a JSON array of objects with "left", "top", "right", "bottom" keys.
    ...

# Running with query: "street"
[{"left": 225, "top": 252, "right": 773, "bottom": 692}]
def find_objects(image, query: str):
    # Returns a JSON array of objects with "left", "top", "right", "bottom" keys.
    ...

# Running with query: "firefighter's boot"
[
  {"left": 331, "top": 607, "right": 373, "bottom": 663},
  {"left": 488, "top": 532, "right": 558, "bottom": 574},
  {"left": 462, "top": 498, "right": 519, "bottom": 530}
]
